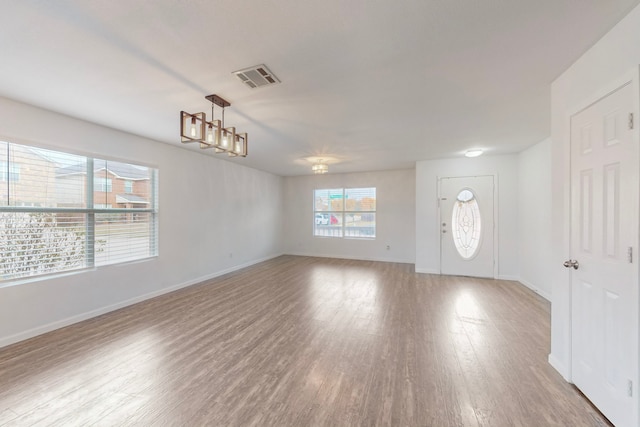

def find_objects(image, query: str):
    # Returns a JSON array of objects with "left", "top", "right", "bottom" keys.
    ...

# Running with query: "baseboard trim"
[
  {"left": 415, "top": 267, "right": 440, "bottom": 274},
  {"left": 548, "top": 353, "right": 571, "bottom": 382},
  {"left": 0, "top": 252, "right": 284, "bottom": 349},
  {"left": 285, "top": 251, "right": 414, "bottom": 265},
  {"left": 497, "top": 274, "right": 520, "bottom": 281},
  {"left": 517, "top": 277, "right": 551, "bottom": 301}
]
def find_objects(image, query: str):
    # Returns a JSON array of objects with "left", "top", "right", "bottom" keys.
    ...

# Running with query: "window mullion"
[
  {"left": 150, "top": 169, "right": 158, "bottom": 256},
  {"left": 86, "top": 158, "right": 95, "bottom": 267},
  {"left": 341, "top": 189, "right": 344, "bottom": 238},
  {"left": 5, "top": 143, "right": 9, "bottom": 205}
]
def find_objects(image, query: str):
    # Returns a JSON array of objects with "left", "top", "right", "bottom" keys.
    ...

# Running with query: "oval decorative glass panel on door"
[{"left": 451, "top": 189, "right": 482, "bottom": 259}]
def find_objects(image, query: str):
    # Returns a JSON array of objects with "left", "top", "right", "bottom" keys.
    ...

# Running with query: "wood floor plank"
[{"left": 0, "top": 256, "right": 612, "bottom": 426}]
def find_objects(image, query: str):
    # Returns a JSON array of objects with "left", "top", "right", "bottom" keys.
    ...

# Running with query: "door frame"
[
  {"left": 564, "top": 67, "right": 640, "bottom": 426},
  {"left": 437, "top": 174, "right": 498, "bottom": 278}
]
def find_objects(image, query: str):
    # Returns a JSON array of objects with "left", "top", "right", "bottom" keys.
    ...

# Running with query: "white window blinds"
[{"left": 0, "top": 141, "right": 158, "bottom": 282}]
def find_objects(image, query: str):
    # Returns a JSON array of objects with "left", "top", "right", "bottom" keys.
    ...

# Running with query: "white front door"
[
  {"left": 439, "top": 175, "right": 494, "bottom": 278},
  {"left": 569, "top": 81, "right": 637, "bottom": 427}
]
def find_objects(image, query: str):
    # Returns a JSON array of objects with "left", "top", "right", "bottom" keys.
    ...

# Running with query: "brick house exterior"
[
  {"left": 56, "top": 160, "right": 151, "bottom": 209},
  {"left": 0, "top": 143, "right": 57, "bottom": 207}
]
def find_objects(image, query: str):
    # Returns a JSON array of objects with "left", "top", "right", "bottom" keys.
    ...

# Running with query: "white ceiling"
[{"left": 0, "top": 1, "right": 638, "bottom": 176}]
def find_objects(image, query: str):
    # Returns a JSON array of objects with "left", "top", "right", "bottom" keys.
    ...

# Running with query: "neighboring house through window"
[{"left": 94, "top": 176, "right": 113, "bottom": 193}]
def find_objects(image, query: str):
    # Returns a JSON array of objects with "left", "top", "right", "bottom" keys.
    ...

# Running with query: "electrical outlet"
[{"left": 386, "top": 245, "right": 390, "bottom": 250}]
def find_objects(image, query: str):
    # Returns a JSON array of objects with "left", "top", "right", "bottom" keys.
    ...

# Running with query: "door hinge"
[
  {"left": 628, "top": 246, "right": 633, "bottom": 263},
  {"left": 628, "top": 379, "right": 633, "bottom": 397},
  {"left": 629, "top": 113, "right": 634, "bottom": 130}
]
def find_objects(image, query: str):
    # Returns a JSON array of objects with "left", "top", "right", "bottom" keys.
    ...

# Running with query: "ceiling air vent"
[{"left": 233, "top": 64, "right": 280, "bottom": 89}]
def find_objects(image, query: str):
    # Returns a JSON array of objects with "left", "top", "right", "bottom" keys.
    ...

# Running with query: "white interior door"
[
  {"left": 569, "top": 82, "right": 637, "bottom": 427},
  {"left": 439, "top": 175, "right": 494, "bottom": 278}
]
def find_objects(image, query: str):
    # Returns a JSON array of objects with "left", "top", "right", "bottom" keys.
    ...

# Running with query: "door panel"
[
  {"left": 603, "top": 163, "right": 619, "bottom": 258},
  {"left": 570, "top": 82, "right": 636, "bottom": 427},
  {"left": 580, "top": 170, "right": 593, "bottom": 253},
  {"left": 439, "top": 176, "right": 494, "bottom": 278}
]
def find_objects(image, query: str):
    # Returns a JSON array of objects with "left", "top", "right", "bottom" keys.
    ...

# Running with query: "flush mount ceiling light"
[
  {"left": 180, "top": 94, "right": 248, "bottom": 157},
  {"left": 465, "top": 149, "right": 483, "bottom": 158},
  {"left": 312, "top": 160, "right": 329, "bottom": 174}
]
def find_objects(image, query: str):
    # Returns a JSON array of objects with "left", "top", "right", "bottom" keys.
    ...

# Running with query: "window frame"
[
  {"left": 313, "top": 187, "right": 376, "bottom": 239},
  {"left": 0, "top": 141, "right": 159, "bottom": 284}
]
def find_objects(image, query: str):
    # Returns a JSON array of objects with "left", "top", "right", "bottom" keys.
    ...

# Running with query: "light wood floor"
[{"left": 0, "top": 256, "right": 611, "bottom": 426}]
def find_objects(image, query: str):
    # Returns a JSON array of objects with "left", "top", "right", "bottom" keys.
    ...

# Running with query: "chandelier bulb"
[
  {"left": 190, "top": 116, "right": 197, "bottom": 138},
  {"left": 207, "top": 123, "right": 214, "bottom": 143}
]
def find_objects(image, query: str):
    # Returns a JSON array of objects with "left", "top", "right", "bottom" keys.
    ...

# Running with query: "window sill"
[{"left": 0, "top": 255, "right": 158, "bottom": 289}]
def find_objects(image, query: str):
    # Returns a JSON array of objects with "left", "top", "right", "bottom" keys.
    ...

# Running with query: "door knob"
[{"left": 563, "top": 259, "right": 579, "bottom": 270}]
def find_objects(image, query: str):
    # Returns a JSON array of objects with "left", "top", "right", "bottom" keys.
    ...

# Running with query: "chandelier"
[
  {"left": 312, "top": 160, "right": 328, "bottom": 174},
  {"left": 180, "top": 94, "right": 248, "bottom": 157}
]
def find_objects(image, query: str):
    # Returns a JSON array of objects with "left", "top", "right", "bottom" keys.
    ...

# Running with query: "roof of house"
[
  {"left": 57, "top": 159, "right": 149, "bottom": 180},
  {"left": 115, "top": 194, "right": 149, "bottom": 204}
]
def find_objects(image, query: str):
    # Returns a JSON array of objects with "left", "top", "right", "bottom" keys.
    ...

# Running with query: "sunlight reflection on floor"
[{"left": 309, "top": 265, "right": 382, "bottom": 334}]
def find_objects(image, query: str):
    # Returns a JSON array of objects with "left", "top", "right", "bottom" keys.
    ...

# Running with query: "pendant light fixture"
[{"left": 180, "top": 94, "right": 248, "bottom": 157}]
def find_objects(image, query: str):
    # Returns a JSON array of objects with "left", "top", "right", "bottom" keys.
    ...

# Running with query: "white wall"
[
  {"left": 0, "top": 96, "right": 283, "bottom": 348},
  {"left": 416, "top": 155, "right": 519, "bottom": 279},
  {"left": 518, "top": 139, "right": 552, "bottom": 300},
  {"left": 549, "top": 4, "right": 640, "bottom": 379},
  {"left": 283, "top": 169, "right": 415, "bottom": 263}
]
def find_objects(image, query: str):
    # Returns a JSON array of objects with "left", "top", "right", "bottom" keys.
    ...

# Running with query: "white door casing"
[
  {"left": 569, "top": 81, "right": 638, "bottom": 427},
  {"left": 439, "top": 175, "right": 495, "bottom": 278}
]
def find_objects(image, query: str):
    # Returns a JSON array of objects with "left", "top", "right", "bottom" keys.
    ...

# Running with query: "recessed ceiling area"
[{"left": 0, "top": 1, "right": 638, "bottom": 176}]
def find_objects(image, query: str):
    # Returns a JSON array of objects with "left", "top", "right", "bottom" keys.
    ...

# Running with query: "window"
[
  {"left": 0, "top": 161, "right": 20, "bottom": 182},
  {"left": 124, "top": 180, "right": 133, "bottom": 194},
  {"left": 451, "top": 189, "right": 481, "bottom": 259},
  {"left": 94, "top": 176, "right": 113, "bottom": 193},
  {"left": 0, "top": 141, "right": 158, "bottom": 282},
  {"left": 314, "top": 187, "right": 376, "bottom": 238}
]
